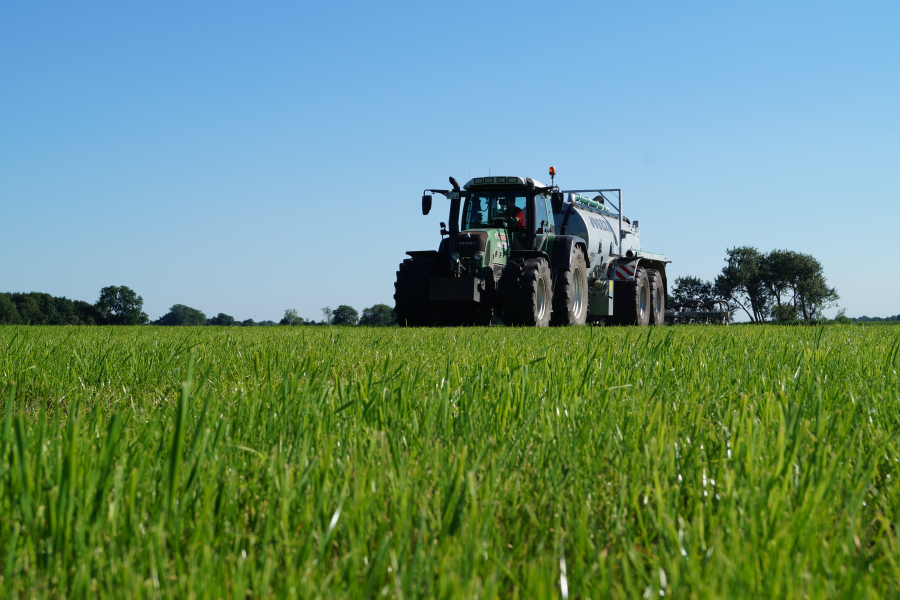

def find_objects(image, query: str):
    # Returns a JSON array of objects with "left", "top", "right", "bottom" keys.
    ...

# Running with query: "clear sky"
[{"left": 3, "top": 1, "right": 898, "bottom": 321}]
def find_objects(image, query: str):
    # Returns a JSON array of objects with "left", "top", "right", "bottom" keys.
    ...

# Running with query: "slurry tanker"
[{"left": 394, "top": 168, "right": 672, "bottom": 327}]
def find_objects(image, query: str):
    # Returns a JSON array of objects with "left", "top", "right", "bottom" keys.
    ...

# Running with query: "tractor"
[{"left": 394, "top": 168, "right": 671, "bottom": 327}]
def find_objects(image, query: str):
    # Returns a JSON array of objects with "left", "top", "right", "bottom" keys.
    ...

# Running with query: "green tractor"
[{"left": 394, "top": 169, "right": 670, "bottom": 327}]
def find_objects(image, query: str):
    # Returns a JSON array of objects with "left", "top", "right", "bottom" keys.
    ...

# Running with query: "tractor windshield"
[{"left": 462, "top": 192, "right": 527, "bottom": 231}]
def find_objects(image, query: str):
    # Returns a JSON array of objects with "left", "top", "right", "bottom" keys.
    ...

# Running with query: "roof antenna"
[{"left": 489, "top": 166, "right": 491, "bottom": 176}]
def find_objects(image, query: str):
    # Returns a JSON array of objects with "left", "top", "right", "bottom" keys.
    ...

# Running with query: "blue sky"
[{"left": 2, "top": 1, "right": 898, "bottom": 321}]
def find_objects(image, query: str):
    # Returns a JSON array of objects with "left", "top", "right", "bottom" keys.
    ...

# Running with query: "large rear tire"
[
  {"left": 500, "top": 258, "right": 552, "bottom": 327},
  {"left": 612, "top": 266, "right": 651, "bottom": 326},
  {"left": 394, "top": 256, "right": 444, "bottom": 326},
  {"left": 443, "top": 306, "right": 493, "bottom": 327},
  {"left": 551, "top": 248, "right": 588, "bottom": 326},
  {"left": 647, "top": 270, "right": 666, "bottom": 326}
]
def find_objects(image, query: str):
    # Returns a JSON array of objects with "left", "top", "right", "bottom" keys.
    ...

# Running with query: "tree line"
[
  {"left": 279, "top": 304, "right": 396, "bottom": 326},
  {"left": 0, "top": 286, "right": 397, "bottom": 327},
  {"left": 670, "top": 246, "right": 840, "bottom": 323},
  {"left": 0, "top": 286, "right": 148, "bottom": 325}
]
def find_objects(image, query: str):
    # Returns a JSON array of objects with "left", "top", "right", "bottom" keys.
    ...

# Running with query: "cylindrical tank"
[{"left": 552, "top": 194, "right": 641, "bottom": 265}]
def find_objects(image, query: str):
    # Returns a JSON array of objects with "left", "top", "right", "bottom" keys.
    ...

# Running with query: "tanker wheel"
[
  {"left": 394, "top": 255, "right": 444, "bottom": 326},
  {"left": 550, "top": 248, "right": 588, "bottom": 326},
  {"left": 647, "top": 270, "right": 666, "bottom": 326},
  {"left": 500, "top": 257, "right": 552, "bottom": 327},
  {"left": 612, "top": 266, "right": 651, "bottom": 326}
]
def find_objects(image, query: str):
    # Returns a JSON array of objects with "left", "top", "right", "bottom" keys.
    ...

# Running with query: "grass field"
[{"left": 2, "top": 324, "right": 900, "bottom": 599}]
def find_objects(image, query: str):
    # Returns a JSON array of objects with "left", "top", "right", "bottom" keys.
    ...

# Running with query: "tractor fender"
[
  {"left": 551, "top": 236, "right": 589, "bottom": 270},
  {"left": 510, "top": 250, "right": 550, "bottom": 263}
]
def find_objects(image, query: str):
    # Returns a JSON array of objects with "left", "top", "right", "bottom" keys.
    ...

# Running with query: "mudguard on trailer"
[{"left": 609, "top": 251, "right": 670, "bottom": 281}]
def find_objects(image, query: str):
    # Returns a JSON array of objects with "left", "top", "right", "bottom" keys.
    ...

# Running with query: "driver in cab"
[{"left": 498, "top": 197, "right": 525, "bottom": 228}]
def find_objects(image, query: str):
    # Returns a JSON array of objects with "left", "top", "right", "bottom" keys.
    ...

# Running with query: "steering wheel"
[{"left": 492, "top": 215, "right": 523, "bottom": 229}]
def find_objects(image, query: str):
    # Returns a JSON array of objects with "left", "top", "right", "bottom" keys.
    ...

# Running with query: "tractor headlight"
[
  {"left": 473, "top": 251, "right": 484, "bottom": 262},
  {"left": 451, "top": 253, "right": 460, "bottom": 261}
]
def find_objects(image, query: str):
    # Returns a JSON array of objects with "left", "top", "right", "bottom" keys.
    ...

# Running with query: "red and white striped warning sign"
[{"left": 614, "top": 264, "right": 635, "bottom": 280}]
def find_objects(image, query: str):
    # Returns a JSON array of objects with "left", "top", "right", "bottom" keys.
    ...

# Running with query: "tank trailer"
[{"left": 394, "top": 168, "right": 670, "bottom": 327}]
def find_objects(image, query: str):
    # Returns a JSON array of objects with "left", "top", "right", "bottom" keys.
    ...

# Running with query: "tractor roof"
[{"left": 464, "top": 176, "right": 547, "bottom": 189}]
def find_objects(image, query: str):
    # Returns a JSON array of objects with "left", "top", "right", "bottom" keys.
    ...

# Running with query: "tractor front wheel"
[{"left": 500, "top": 257, "right": 552, "bottom": 327}]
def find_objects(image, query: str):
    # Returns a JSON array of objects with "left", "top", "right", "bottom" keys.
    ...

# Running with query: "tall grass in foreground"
[{"left": 1, "top": 324, "right": 900, "bottom": 599}]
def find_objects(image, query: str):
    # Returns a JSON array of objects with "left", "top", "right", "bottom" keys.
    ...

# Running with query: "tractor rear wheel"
[
  {"left": 647, "top": 270, "right": 666, "bottom": 326},
  {"left": 394, "top": 255, "right": 444, "bottom": 326},
  {"left": 500, "top": 257, "right": 552, "bottom": 327},
  {"left": 550, "top": 248, "right": 588, "bottom": 326},
  {"left": 443, "top": 306, "right": 493, "bottom": 327},
  {"left": 613, "top": 266, "right": 651, "bottom": 326}
]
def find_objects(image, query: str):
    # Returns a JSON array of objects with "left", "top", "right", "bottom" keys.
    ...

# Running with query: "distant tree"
[
  {"left": 13, "top": 294, "right": 45, "bottom": 325},
  {"left": 714, "top": 246, "right": 770, "bottom": 323},
  {"left": 669, "top": 276, "right": 715, "bottom": 305},
  {"left": 97, "top": 286, "right": 149, "bottom": 325},
  {"left": 280, "top": 309, "right": 302, "bottom": 326},
  {"left": 208, "top": 313, "right": 235, "bottom": 326},
  {"left": 759, "top": 249, "right": 839, "bottom": 321},
  {"left": 153, "top": 304, "right": 207, "bottom": 326},
  {"left": 321, "top": 306, "right": 333, "bottom": 325},
  {"left": 30, "top": 293, "right": 60, "bottom": 324},
  {"left": 331, "top": 305, "right": 359, "bottom": 325},
  {"left": 258, "top": 320, "right": 277, "bottom": 326},
  {"left": 713, "top": 247, "right": 838, "bottom": 323},
  {"left": 74, "top": 300, "right": 104, "bottom": 325},
  {"left": 359, "top": 303, "right": 396, "bottom": 326},
  {"left": 0, "top": 293, "right": 21, "bottom": 324},
  {"left": 241, "top": 318, "right": 256, "bottom": 326},
  {"left": 833, "top": 308, "right": 851, "bottom": 325},
  {"left": 795, "top": 266, "right": 839, "bottom": 321},
  {"left": 770, "top": 304, "right": 798, "bottom": 322}
]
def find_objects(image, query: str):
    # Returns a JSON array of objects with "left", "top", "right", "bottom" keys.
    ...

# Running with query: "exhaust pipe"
[{"left": 525, "top": 178, "right": 538, "bottom": 250}]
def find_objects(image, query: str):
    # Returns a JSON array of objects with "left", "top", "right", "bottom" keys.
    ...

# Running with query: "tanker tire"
[
  {"left": 500, "top": 257, "right": 552, "bottom": 327},
  {"left": 612, "top": 266, "right": 651, "bottom": 326},
  {"left": 550, "top": 248, "right": 588, "bottom": 326},
  {"left": 394, "top": 256, "right": 444, "bottom": 327},
  {"left": 647, "top": 270, "right": 666, "bottom": 326}
]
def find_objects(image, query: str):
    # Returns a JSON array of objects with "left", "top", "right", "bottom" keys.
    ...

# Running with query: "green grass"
[{"left": 2, "top": 324, "right": 900, "bottom": 599}]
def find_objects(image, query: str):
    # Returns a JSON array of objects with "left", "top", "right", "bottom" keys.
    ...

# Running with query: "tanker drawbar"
[{"left": 395, "top": 167, "right": 686, "bottom": 327}]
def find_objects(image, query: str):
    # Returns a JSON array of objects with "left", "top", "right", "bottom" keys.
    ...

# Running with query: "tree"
[
  {"left": 208, "top": 313, "right": 235, "bottom": 326},
  {"left": 669, "top": 276, "right": 715, "bottom": 305},
  {"left": 280, "top": 309, "right": 302, "bottom": 326},
  {"left": 13, "top": 295, "right": 45, "bottom": 325},
  {"left": 321, "top": 306, "right": 333, "bottom": 325},
  {"left": 712, "top": 247, "right": 838, "bottom": 323},
  {"left": 759, "top": 249, "right": 839, "bottom": 322},
  {"left": 714, "top": 246, "right": 770, "bottom": 323},
  {"left": 359, "top": 303, "right": 396, "bottom": 326},
  {"left": 796, "top": 270, "right": 839, "bottom": 320},
  {"left": 97, "top": 286, "right": 149, "bottom": 325},
  {"left": 332, "top": 305, "right": 359, "bottom": 325},
  {"left": 153, "top": 304, "right": 207, "bottom": 326},
  {"left": 241, "top": 318, "right": 256, "bottom": 326},
  {"left": 74, "top": 300, "right": 104, "bottom": 325},
  {"left": 0, "top": 293, "right": 21, "bottom": 324}
]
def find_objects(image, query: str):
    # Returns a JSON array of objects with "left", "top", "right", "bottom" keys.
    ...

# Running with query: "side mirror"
[
  {"left": 551, "top": 192, "right": 564, "bottom": 213},
  {"left": 422, "top": 194, "right": 432, "bottom": 215}
]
